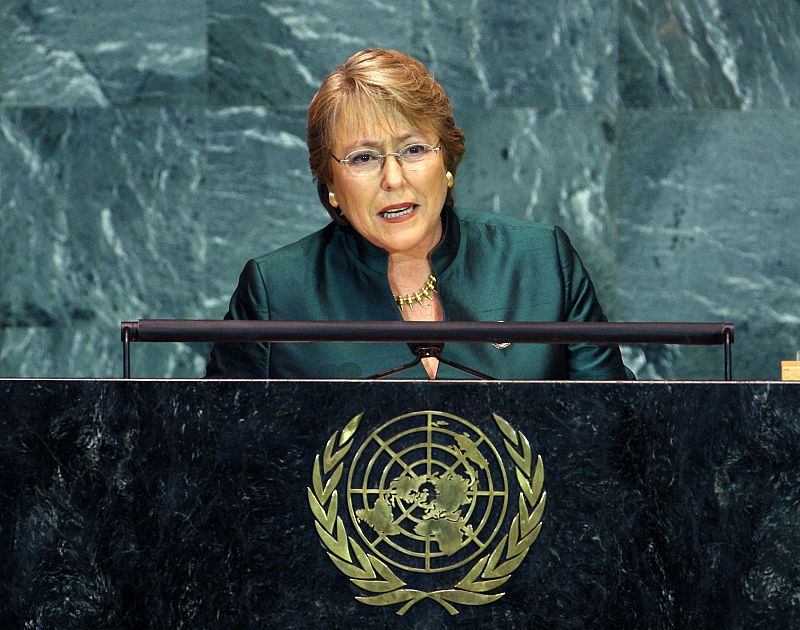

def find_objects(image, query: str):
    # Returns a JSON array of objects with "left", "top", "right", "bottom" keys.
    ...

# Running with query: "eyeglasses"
[{"left": 332, "top": 143, "right": 442, "bottom": 176}]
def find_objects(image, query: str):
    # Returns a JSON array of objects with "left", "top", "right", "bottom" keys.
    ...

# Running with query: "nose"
[{"left": 380, "top": 154, "right": 406, "bottom": 191}]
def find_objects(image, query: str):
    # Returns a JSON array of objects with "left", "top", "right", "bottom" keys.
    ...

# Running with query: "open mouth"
[{"left": 380, "top": 205, "right": 417, "bottom": 220}]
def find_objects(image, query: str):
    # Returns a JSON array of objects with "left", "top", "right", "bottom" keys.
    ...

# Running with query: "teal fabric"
[{"left": 206, "top": 209, "right": 630, "bottom": 379}]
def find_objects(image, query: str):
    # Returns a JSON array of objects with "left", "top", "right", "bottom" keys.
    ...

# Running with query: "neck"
[
  {"left": 386, "top": 216, "right": 443, "bottom": 294},
  {"left": 387, "top": 254, "right": 433, "bottom": 297}
]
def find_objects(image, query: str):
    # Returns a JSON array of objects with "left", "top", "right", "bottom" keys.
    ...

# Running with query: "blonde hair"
[{"left": 307, "top": 49, "right": 466, "bottom": 224}]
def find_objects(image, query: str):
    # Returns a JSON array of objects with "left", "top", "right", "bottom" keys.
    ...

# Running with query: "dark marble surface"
[
  {"left": 1, "top": 379, "right": 798, "bottom": 628},
  {"left": 207, "top": 1, "right": 618, "bottom": 111},
  {"left": 616, "top": 110, "right": 800, "bottom": 380},
  {"left": 0, "top": 106, "right": 209, "bottom": 378},
  {"left": 0, "top": 0, "right": 206, "bottom": 107},
  {"left": 1, "top": 1, "right": 798, "bottom": 380},
  {"left": 620, "top": 0, "right": 800, "bottom": 110}
]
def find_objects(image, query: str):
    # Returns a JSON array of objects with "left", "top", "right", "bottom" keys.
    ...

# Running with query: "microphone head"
[{"left": 407, "top": 342, "right": 444, "bottom": 359}]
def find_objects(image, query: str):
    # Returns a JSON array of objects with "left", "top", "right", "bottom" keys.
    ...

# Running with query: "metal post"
[
  {"left": 122, "top": 325, "right": 131, "bottom": 379},
  {"left": 724, "top": 327, "right": 733, "bottom": 381}
]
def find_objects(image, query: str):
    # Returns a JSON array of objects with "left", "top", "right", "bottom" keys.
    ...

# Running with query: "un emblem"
[{"left": 308, "top": 411, "right": 546, "bottom": 615}]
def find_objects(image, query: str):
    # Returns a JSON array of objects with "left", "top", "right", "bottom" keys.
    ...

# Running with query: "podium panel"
[{"left": 1, "top": 379, "right": 798, "bottom": 628}]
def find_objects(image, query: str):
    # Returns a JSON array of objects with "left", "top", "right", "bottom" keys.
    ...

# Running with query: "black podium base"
[{"left": 1, "top": 379, "right": 798, "bottom": 628}]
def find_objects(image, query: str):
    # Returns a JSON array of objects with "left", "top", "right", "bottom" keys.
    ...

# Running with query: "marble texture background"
[{"left": 1, "top": 0, "right": 799, "bottom": 378}]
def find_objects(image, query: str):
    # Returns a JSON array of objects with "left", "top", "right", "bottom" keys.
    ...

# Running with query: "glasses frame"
[{"left": 332, "top": 142, "right": 442, "bottom": 175}]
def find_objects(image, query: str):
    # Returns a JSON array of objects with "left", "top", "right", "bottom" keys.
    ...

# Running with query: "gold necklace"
[{"left": 394, "top": 274, "right": 437, "bottom": 311}]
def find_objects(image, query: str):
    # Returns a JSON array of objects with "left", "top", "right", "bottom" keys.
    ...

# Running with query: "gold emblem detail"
[{"left": 308, "top": 411, "right": 546, "bottom": 615}]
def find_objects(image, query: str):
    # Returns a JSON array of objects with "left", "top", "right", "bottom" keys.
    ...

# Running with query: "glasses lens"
[
  {"left": 345, "top": 150, "right": 383, "bottom": 174},
  {"left": 340, "top": 144, "right": 439, "bottom": 175},
  {"left": 400, "top": 144, "right": 439, "bottom": 171}
]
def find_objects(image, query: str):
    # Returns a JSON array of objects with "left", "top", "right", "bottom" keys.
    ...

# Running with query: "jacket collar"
[{"left": 339, "top": 206, "right": 461, "bottom": 275}]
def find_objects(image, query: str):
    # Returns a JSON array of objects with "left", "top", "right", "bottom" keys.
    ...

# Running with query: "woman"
[{"left": 206, "top": 49, "right": 629, "bottom": 380}]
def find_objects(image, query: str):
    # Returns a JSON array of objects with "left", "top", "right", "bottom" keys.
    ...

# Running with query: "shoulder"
[
  {"left": 251, "top": 221, "right": 337, "bottom": 269},
  {"left": 455, "top": 209, "right": 565, "bottom": 241},
  {"left": 454, "top": 209, "right": 570, "bottom": 254},
  {"left": 455, "top": 209, "right": 556, "bottom": 234}
]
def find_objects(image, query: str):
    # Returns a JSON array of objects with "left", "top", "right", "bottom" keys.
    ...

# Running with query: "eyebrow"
[{"left": 341, "top": 131, "right": 428, "bottom": 153}]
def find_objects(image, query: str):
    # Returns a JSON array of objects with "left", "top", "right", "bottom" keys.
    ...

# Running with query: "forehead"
[{"left": 331, "top": 98, "right": 434, "bottom": 150}]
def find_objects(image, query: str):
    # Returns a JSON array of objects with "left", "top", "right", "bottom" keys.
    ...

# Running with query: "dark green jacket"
[{"left": 206, "top": 209, "right": 629, "bottom": 380}]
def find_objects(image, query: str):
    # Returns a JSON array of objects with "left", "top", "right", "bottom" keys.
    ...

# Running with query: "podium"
[{"left": 2, "top": 379, "right": 798, "bottom": 627}]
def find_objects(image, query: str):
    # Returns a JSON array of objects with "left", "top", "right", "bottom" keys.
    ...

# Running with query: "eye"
[
  {"left": 347, "top": 150, "right": 381, "bottom": 165},
  {"left": 400, "top": 144, "right": 428, "bottom": 157}
]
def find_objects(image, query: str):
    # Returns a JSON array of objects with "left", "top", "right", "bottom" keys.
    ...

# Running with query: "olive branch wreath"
[{"left": 307, "top": 412, "right": 546, "bottom": 616}]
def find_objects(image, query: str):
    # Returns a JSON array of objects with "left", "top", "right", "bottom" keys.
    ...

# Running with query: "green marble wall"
[{"left": 1, "top": 1, "right": 798, "bottom": 378}]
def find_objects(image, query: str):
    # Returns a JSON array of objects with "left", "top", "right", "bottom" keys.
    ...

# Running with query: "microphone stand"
[{"left": 368, "top": 343, "right": 495, "bottom": 380}]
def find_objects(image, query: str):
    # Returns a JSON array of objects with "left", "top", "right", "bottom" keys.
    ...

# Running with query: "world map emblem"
[{"left": 308, "top": 411, "right": 546, "bottom": 615}]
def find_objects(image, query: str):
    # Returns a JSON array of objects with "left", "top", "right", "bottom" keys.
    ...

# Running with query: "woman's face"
[{"left": 327, "top": 110, "right": 449, "bottom": 259}]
